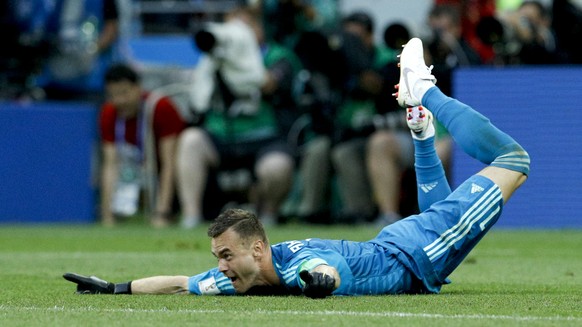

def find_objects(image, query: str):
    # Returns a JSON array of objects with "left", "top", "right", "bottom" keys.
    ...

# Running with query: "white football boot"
[
  {"left": 395, "top": 38, "right": 436, "bottom": 107},
  {"left": 406, "top": 105, "right": 435, "bottom": 140}
]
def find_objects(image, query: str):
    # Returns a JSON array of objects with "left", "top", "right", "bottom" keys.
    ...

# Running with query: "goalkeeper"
[{"left": 64, "top": 38, "right": 529, "bottom": 298}]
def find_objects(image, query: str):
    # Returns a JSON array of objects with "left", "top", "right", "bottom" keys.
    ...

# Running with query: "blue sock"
[
  {"left": 414, "top": 136, "right": 451, "bottom": 211},
  {"left": 422, "top": 87, "right": 530, "bottom": 175}
]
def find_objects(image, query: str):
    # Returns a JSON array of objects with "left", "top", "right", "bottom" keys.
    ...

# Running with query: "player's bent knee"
[
  {"left": 491, "top": 144, "right": 530, "bottom": 176},
  {"left": 478, "top": 165, "right": 527, "bottom": 203}
]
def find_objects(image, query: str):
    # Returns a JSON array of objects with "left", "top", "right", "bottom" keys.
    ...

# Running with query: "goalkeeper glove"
[
  {"left": 299, "top": 270, "right": 335, "bottom": 299},
  {"left": 63, "top": 272, "right": 131, "bottom": 294}
]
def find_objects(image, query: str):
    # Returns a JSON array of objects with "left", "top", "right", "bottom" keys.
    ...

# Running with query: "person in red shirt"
[
  {"left": 99, "top": 64, "right": 186, "bottom": 227},
  {"left": 435, "top": 0, "right": 496, "bottom": 63}
]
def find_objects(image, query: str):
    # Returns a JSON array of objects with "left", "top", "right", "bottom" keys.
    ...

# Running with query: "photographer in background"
[
  {"left": 176, "top": 6, "right": 296, "bottom": 228},
  {"left": 426, "top": 4, "right": 482, "bottom": 96},
  {"left": 497, "top": 1, "right": 556, "bottom": 64},
  {"left": 296, "top": 11, "right": 399, "bottom": 224}
]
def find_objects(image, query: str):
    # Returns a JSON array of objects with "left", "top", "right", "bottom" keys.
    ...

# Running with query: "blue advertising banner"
[
  {"left": 453, "top": 66, "right": 582, "bottom": 228},
  {"left": 0, "top": 101, "right": 97, "bottom": 223}
]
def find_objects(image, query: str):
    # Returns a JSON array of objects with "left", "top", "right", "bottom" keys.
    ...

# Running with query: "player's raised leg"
[
  {"left": 422, "top": 86, "right": 529, "bottom": 202},
  {"left": 406, "top": 106, "right": 451, "bottom": 211},
  {"left": 389, "top": 37, "right": 530, "bottom": 285},
  {"left": 396, "top": 38, "right": 529, "bottom": 203}
]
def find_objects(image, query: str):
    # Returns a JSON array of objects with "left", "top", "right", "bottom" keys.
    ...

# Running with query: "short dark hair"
[
  {"left": 207, "top": 209, "right": 268, "bottom": 244},
  {"left": 105, "top": 63, "right": 140, "bottom": 84}
]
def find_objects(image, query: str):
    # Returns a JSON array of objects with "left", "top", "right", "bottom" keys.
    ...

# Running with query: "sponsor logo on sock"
[
  {"left": 471, "top": 183, "right": 484, "bottom": 194},
  {"left": 420, "top": 182, "right": 438, "bottom": 193}
]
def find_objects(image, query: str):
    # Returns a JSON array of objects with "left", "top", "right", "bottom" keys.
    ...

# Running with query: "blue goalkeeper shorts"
[{"left": 374, "top": 175, "right": 504, "bottom": 290}]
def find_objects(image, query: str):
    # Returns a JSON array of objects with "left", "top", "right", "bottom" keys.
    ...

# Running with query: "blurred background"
[{"left": 1, "top": 0, "right": 581, "bottom": 228}]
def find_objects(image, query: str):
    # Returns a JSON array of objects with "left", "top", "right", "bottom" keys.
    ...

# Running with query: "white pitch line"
[{"left": 0, "top": 305, "right": 580, "bottom": 323}]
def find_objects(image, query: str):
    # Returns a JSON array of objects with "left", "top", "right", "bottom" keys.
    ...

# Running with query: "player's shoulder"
[
  {"left": 272, "top": 240, "right": 309, "bottom": 261},
  {"left": 272, "top": 238, "right": 331, "bottom": 262}
]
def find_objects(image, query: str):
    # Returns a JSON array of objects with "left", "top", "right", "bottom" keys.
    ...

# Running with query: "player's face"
[
  {"left": 211, "top": 229, "right": 262, "bottom": 293},
  {"left": 105, "top": 80, "right": 141, "bottom": 118}
]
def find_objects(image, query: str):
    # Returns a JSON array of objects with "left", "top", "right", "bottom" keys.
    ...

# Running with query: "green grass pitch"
[{"left": 0, "top": 223, "right": 580, "bottom": 326}]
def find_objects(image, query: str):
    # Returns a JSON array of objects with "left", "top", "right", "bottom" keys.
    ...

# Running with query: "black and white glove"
[
  {"left": 63, "top": 273, "right": 131, "bottom": 294},
  {"left": 299, "top": 270, "right": 335, "bottom": 299}
]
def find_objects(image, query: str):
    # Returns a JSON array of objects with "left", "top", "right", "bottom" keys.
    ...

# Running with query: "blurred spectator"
[
  {"left": 496, "top": 1, "right": 556, "bottom": 64},
  {"left": 295, "top": 14, "right": 452, "bottom": 225},
  {"left": 0, "top": 0, "right": 52, "bottom": 100},
  {"left": 259, "top": 0, "right": 339, "bottom": 49},
  {"left": 435, "top": 0, "right": 497, "bottom": 63},
  {"left": 366, "top": 22, "right": 417, "bottom": 225},
  {"left": 552, "top": 0, "right": 582, "bottom": 63},
  {"left": 368, "top": 22, "right": 453, "bottom": 225},
  {"left": 329, "top": 11, "right": 389, "bottom": 223},
  {"left": 426, "top": 3, "right": 482, "bottom": 96},
  {"left": 34, "top": 0, "right": 125, "bottom": 102},
  {"left": 235, "top": 4, "right": 304, "bottom": 216},
  {"left": 336, "top": 16, "right": 453, "bottom": 218},
  {"left": 420, "top": 5, "right": 462, "bottom": 181},
  {"left": 99, "top": 63, "right": 186, "bottom": 227},
  {"left": 296, "top": 11, "right": 395, "bottom": 224},
  {"left": 289, "top": 37, "right": 345, "bottom": 224},
  {"left": 176, "top": 6, "right": 296, "bottom": 228},
  {"left": 243, "top": 7, "right": 304, "bottom": 138}
]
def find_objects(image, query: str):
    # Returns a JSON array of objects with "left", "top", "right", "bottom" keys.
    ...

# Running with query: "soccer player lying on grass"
[{"left": 64, "top": 38, "right": 530, "bottom": 299}]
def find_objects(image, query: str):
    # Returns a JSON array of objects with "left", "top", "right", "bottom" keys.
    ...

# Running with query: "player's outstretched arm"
[
  {"left": 63, "top": 273, "right": 189, "bottom": 295},
  {"left": 130, "top": 276, "right": 190, "bottom": 294},
  {"left": 299, "top": 265, "right": 341, "bottom": 299}
]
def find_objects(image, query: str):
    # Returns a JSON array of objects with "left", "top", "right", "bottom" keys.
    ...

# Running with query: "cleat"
[
  {"left": 396, "top": 38, "right": 436, "bottom": 107},
  {"left": 406, "top": 106, "right": 434, "bottom": 139}
]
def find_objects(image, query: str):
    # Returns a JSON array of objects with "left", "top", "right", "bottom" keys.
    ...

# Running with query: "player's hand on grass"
[
  {"left": 63, "top": 273, "right": 115, "bottom": 294},
  {"left": 299, "top": 270, "right": 336, "bottom": 299}
]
